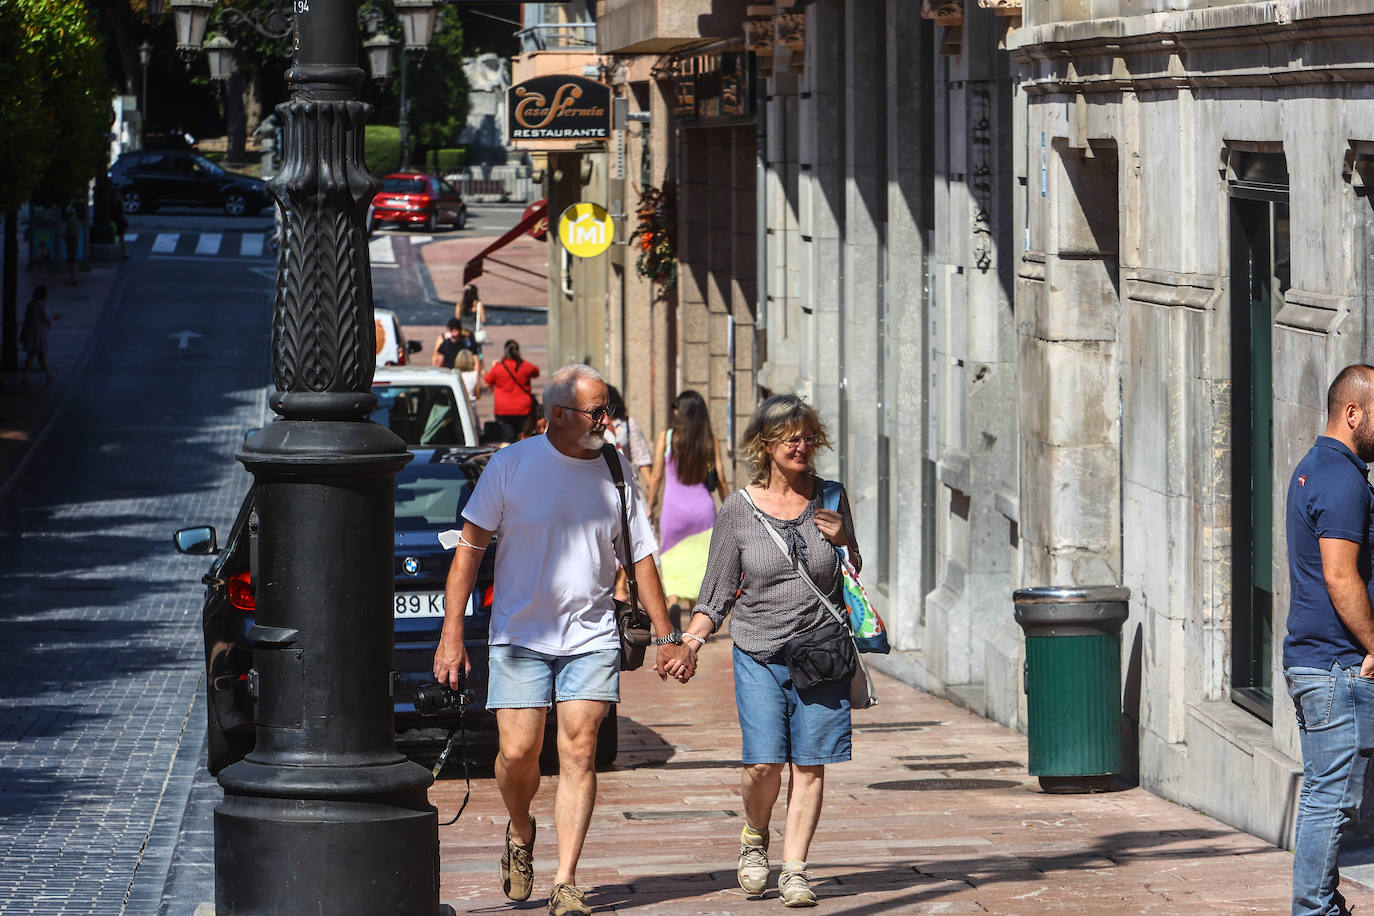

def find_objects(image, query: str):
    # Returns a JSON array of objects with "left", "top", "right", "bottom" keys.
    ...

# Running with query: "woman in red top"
[{"left": 484, "top": 339, "right": 540, "bottom": 440}]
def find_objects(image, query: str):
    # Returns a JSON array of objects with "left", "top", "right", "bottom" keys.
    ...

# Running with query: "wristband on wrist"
[{"left": 682, "top": 632, "right": 706, "bottom": 648}]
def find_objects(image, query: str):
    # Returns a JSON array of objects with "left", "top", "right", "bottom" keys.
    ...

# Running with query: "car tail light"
[
  {"left": 483, "top": 584, "right": 494, "bottom": 609},
  {"left": 228, "top": 571, "right": 255, "bottom": 611}
]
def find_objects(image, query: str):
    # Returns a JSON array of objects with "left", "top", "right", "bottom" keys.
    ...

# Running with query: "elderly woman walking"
[{"left": 678, "top": 393, "right": 860, "bottom": 908}]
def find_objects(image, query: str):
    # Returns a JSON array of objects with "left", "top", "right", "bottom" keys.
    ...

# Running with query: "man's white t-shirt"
[{"left": 462, "top": 436, "right": 658, "bottom": 655}]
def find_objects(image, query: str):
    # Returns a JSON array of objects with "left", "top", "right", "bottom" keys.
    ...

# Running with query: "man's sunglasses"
[{"left": 559, "top": 404, "right": 611, "bottom": 423}]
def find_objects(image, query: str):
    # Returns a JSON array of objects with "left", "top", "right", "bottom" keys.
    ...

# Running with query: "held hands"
[
  {"left": 432, "top": 636, "right": 470, "bottom": 689},
  {"left": 814, "top": 508, "right": 847, "bottom": 547},
  {"left": 654, "top": 642, "right": 696, "bottom": 684},
  {"left": 1363, "top": 654, "right": 1374, "bottom": 679}
]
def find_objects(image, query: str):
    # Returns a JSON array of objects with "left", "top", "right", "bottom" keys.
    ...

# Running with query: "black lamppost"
[
  {"left": 212, "top": 2, "right": 440, "bottom": 912},
  {"left": 138, "top": 40, "right": 153, "bottom": 138}
]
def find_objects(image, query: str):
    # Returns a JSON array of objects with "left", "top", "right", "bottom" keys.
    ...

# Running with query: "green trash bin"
[{"left": 1013, "top": 585, "right": 1129, "bottom": 793}]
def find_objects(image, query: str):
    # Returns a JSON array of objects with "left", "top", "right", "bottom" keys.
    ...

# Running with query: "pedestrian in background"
[
  {"left": 62, "top": 208, "right": 81, "bottom": 285},
  {"left": 680, "top": 393, "right": 859, "bottom": 908},
  {"left": 455, "top": 348, "right": 483, "bottom": 426},
  {"left": 485, "top": 339, "right": 539, "bottom": 442},
  {"left": 647, "top": 390, "right": 729, "bottom": 625},
  {"left": 432, "top": 364, "right": 692, "bottom": 916},
  {"left": 20, "top": 285, "right": 58, "bottom": 387},
  {"left": 603, "top": 385, "right": 652, "bottom": 487},
  {"left": 433, "top": 318, "right": 480, "bottom": 371},
  {"left": 456, "top": 283, "right": 487, "bottom": 355},
  {"left": 1283, "top": 363, "right": 1374, "bottom": 916}
]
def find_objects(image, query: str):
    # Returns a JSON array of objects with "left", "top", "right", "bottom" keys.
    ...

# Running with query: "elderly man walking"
[
  {"left": 1285, "top": 363, "right": 1374, "bottom": 916},
  {"left": 433, "top": 363, "right": 694, "bottom": 916}
]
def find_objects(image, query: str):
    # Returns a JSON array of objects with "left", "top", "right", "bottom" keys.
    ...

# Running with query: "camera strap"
[{"left": 434, "top": 711, "right": 471, "bottom": 826}]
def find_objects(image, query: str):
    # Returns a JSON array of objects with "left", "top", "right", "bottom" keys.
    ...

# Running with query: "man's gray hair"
[{"left": 542, "top": 363, "right": 605, "bottom": 419}]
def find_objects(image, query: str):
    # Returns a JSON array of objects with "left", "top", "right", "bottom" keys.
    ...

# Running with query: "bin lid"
[
  {"left": 1013, "top": 586, "right": 1129, "bottom": 604},
  {"left": 1013, "top": 585, "right": 1130, "bottom": 636}
]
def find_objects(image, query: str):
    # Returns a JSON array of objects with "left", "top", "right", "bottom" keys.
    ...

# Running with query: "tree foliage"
[
  {"left": 0, "top": 0, "right": 111, "bottom": 209},
  {"left": 407, "top": 10, "right": 469, "bottom": 158}
]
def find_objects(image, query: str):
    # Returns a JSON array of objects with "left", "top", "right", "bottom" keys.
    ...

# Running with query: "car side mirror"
[
  {"left": 174, "top": 526, "right": 219, "bottom": 555},
  {"left": 407, "top": 340, "right": 423, "bottom": 354}
]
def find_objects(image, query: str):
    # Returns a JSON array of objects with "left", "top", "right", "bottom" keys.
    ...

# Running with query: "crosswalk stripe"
[
  {"left": 195, "top": 232, "right": 222, "bottom": 255},
  {"left": 369, "top": 236, "right": 396, "bottom": 264},
  {"left": 125, "top": 232, "right": 139, "bottom": 243},
  {"left": 151, "top": 233, "right": 178, "bottom": 253},
  {"left": 240, "top": 233, "right": 264, "bottom": 257}
]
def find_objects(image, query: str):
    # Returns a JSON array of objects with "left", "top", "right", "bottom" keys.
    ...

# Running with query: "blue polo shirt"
[{"left": 1284, "top": 436, "right": 1374, "bottom": 669}]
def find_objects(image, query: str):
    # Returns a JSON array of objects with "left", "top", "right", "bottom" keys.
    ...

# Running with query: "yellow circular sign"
[{"left": 557, "top": 203, "right": 614, "bottom": 258}]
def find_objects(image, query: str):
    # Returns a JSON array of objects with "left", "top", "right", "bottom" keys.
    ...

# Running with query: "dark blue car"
[{"left": 176, "top": 445, "right": 616, "bottom": 774}]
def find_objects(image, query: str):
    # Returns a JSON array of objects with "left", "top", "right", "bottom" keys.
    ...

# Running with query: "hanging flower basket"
[{"left": 634, "top": 183, "right": 676, "bottom": 289}]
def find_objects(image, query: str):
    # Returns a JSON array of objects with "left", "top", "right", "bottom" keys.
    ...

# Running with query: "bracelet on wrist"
[{"left": 682, "top": 632, "right": 706, "bottom": 648}]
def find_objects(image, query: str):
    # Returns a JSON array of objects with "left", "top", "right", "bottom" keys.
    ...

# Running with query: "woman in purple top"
[{"left": 648, "top": 390, "right": 730, "bottom": 618}]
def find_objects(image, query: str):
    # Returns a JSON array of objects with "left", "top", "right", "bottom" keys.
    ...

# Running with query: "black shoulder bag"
[{"left": 602, "top": 444, "right": 652, "bottom": 670}]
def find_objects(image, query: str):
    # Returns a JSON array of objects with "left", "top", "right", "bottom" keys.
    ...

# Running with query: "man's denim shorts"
[
  {"left": 733, "top": 644, "right": 852, "bottom": 765},
  {"left": 486, "top": 644, "right": 620, "bottom": 709}
]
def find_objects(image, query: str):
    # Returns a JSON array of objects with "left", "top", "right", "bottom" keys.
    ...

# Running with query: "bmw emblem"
[{"left": 402, "top": 556, "right": 421, "bottom": 576}]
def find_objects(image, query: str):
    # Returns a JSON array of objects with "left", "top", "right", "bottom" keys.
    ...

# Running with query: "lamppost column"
[
  {"left": 399, "top": 45, "right": 411, "bottom": 169},
  {"left": 213, "top": 0, "right": 439, "bottom": 912}
]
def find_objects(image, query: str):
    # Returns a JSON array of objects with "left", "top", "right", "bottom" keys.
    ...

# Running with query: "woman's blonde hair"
[
  {"left": 455, "top": 349, "right": 476, "bottom": 372},
  {"left": 740, "top": 393, "right": 831, "bottom": 484}
]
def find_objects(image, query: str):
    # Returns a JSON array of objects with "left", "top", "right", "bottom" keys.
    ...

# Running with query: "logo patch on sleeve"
[{"left": 1299, "top": 475, "right": 1308, "bottom": 486}]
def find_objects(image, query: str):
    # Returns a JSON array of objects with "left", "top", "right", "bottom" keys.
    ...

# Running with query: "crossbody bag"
[
  {"left": 602, "top": 444, "right": 652, "bottom": 670},
  {"left": 739, "top": 488, "right": 877, "bottom": 708}
]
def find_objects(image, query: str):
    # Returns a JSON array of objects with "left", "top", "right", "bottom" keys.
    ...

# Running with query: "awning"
[{"left": 463, "top": 200, "right": 548, "bottom": 286}]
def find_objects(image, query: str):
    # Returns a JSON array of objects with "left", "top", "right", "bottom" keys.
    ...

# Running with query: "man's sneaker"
[
  {"left": 500, "top": 817, "right": 535, "bottom": 901},
  {"left": 778, "top": 869, "right": 817, "bottom": 908},
  {"left": 547, "top": 882, "right": 590, "bottom": 916},
  {"left": 737, "top": 829, "right": 769, "bottom": 895}
]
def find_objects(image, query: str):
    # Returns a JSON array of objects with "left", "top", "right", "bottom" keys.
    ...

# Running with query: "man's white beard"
[{"left": 579, "top": 428, "right": 606, "bottom": 451}]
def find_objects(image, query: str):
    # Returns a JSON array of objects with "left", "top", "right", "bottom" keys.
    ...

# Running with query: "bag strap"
[
  {"left": 502, "top": 360, "right": 533, "bottom": 396},
  {"left": 737, "top": 488, "right": 848, "bottom": 633},
  {"left": 817, "top": 478, "right": 854, "bottom": 566},
  {"left": 601, "top": 445, "right": 641, "bottom": 613}
]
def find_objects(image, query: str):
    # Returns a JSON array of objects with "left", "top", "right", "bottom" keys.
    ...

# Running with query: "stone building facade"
[
  {"left": 749, "top": 0, "right": 1374, "bottom": 848},
  {"left": 580, "top": 0, "right": 1374, "bottom": 848}
]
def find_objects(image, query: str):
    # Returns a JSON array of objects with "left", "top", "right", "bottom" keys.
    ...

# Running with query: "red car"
[{"left": 368, "top": 172, "right": 468, "bottom": 232}]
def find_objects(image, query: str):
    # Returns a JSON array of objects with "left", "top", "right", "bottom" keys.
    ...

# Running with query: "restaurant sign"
[{"left": 508, "top": 75, "right": 611, "bottom": 141}]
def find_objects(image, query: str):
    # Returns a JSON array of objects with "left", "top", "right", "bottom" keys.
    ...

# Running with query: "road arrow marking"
[{"left": 169, "top": 330, "right": 203, "bottom": 350}]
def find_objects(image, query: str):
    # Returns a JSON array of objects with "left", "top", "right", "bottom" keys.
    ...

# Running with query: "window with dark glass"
[{"left": 1228, "top": 150, "right": 1289, "bottom": 722}]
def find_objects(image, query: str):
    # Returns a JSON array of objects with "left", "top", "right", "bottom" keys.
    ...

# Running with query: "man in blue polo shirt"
[{"left": 1285, "top": 363, "right": 1374, "bottom": 916}]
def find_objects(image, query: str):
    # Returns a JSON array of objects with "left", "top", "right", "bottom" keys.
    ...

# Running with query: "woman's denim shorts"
[
  {"left": 486, "top": 644, "right": 620, "bottom": 708},
  {"left": 733, "top": 644, "right": 852, "bottom": 765}
]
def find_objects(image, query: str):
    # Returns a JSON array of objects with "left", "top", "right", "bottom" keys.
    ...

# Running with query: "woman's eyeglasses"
[
  {"left": 772, "top": 434, "right": 820, "bottom": 448},
  {"left": 560, "top": 404, "right": 610, "bottom": 423}
]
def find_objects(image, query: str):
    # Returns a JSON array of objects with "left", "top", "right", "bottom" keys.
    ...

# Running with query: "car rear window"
[
  {"left": 381, "top": 178, "right": 428, "bottom": 194},
  {"left": 371, "top": 384, "right": 468, "bottom": 447},
  {"left": 394, "top": 460, "right": 475, "bottom": 529}
]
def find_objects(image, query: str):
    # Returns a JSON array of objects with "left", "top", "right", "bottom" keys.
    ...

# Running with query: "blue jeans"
[{"left": 1285, "top": 662, "right": 1374, "bottom": 916}]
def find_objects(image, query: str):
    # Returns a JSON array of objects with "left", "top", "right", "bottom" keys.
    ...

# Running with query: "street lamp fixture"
[
  {"left": 364, "top": 32, "right": 400, "bottom": 81},
  {"left": 170, "top": 0, "right": 215, "bottom": 53},
  {"left": 393, "top": 0, "right": 439, "bottom": 51},
  {"left": 204, "top": 33, "right": 236, "bottom": 82}
]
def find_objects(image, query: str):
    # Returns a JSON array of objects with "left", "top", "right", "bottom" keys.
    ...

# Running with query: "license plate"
[{"left": 393, "top": 591, "right": 473, "bottom": 618}]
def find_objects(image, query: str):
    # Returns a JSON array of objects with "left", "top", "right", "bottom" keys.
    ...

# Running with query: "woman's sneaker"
[
  {"left": 778, "top": 868, "right": 817, "bottom": 907},
  {"left": 500, "top": 817, "right": 536, "bottom": 901},
  {"left": 737, "top": 828, "right": 769, "bottom": 895}
]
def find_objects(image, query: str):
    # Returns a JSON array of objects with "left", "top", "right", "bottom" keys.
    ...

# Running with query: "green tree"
[
  {"left": 407, "top": 10, "right": 469, "bottom": 163},
  {"left": 1, "top": 0, "right": 111, "bottom": 372}
]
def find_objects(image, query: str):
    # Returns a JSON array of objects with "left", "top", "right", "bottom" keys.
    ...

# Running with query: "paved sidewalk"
[
  {"left": 430, "top": 635, "right": 1361, "bottom": 915},
  {"left": 0, "top": 245, "right": 124, "bottom": 501}
]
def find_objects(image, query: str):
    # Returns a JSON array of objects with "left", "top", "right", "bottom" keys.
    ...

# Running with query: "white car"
[
  {"left": 371, "top": 364, "right": 481, "bottom": 448},
  {"left": 374, "top": 308, "right": 422, "bottom": 368}
]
